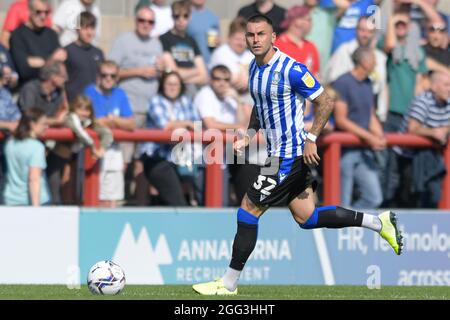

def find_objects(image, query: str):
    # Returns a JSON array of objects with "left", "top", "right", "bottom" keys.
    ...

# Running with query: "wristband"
[{"left": 306, "top": 132, "right": 317, "bottom": 143}]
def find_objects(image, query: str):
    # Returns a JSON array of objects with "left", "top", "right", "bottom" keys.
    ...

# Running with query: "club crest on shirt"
[
  {"left": 301, "top": 72, "right": 315, "bottom": 88},
  {"left": 272, "top": 71, "right": 281, "bottom": 84}
]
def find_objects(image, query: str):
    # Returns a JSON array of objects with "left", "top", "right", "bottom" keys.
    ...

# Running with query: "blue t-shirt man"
[
  {"left": 322, "top": 0, "right": 376, "bottom": 53},
  {"left": 84, "top": 85, "right": 134, "bottom": 119},
  {"left": 187, "top": 6, "right": 220, "bottom": 64}
]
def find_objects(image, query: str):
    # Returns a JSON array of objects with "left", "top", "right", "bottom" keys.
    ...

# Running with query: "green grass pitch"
[{"left": 0, "top": 285, "right": 449, "bottom": 300}]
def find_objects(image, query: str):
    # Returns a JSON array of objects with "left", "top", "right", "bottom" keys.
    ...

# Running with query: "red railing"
[{"left": 1, "top": 129, "right": 449, "bottom": 208}]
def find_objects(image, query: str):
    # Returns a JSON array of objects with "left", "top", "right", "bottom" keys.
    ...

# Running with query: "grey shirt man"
[
  {"left": 18, "top": 79, "right": 64, "bottom": 117},
  {"left": 109, "top": 32, "right": 163, "bottom": 116}
]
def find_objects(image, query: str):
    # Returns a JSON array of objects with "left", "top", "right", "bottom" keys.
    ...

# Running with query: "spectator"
[
  {"left": 139, "top": 71, "right": 197, "bottom": 206},
  {"left": 149, "top": 0, "right": 174, "bottom": 38},
  {"left": 0, "top": 43, "right": 19, "bottom": 89},
  {"left": 321, "top": 0, "right": 382, "bottom": 53},
  {"left": 52, "top": 0, "right": 101, "bottom": 47},
  {"left": 380, "top": 9, "right": 429, "bottom": 132},
  {"left": 0, "top": 68, "right": 22, "bottom": 200},
  {"left": 84, "top": 60, "right": 136, "bottom": 208},
  {"left": 194, "top": 65, "right": 259, "bottom": 206},
  {"left": 274, "top": 5, "right": 320, "bottom": 77},
  {"left": 333, "top": 47, "right": 385, "bottom": 209},
  {"left": 187, "top": 0, "right": 221, "bottom": 64},
  {"left": 18, "top": 60, "right": 68, "bottom": 127},
  {"left": 109, "top": 5, "right": 169, "bottom": 205},
  {"left": 9, "top": 0, "right": 66, "bottom": 85},
  {"left": 0, "top": 0, "right": 53, "bottom": 49},
  {"left": 408, "top": 0, "right": 449, "bottom": 40},
  {"left": 65, "top": 11, "right": 104, "bottom": 103},
  {"left": 385, "top": 71, "right": 450, "bottom": 208},
  {"left": 209, "top": 17, "right": 253, "bottom": 107},
  {"left": 423, "top": 21, "right": 450, "bottom": 74},
  {"left": 325, "top": 16, "right": 388, "bottom": 122},
  {"left": 305, "top": 0, "right": 337, "bottom": 77},
  {"left": 3, "top": 108, "right": 51, "bottom": 206},
  {"left": 237, "top": 0, "right": 286, "bottom": 35},
  {"left": 160, "top": 0, "right": 208, "bottom": 97},
  {"left": 50, "top": 95, "right": 113, "bottom": 204}
]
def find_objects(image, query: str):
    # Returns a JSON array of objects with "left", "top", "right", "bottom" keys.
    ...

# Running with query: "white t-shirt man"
[
  {"left": 194, "top": 85, "right": 238, "bottom": 125},
  {"left": 150, "top": 3, "right": 174, "bottom": 37},
  {"left": 53, "top": 0, "right": 102, "bottom": 47},
  {"left": 209, "top": 43, "right": 253, "bottom": 75}
]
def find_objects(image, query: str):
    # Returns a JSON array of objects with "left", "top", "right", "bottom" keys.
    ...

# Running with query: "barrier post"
[
  {"left": 204, "top": 141, "right": 223, "bottom": 208},
  {"left": 83, "top": 143, "right": 100, "bottom": 207},
  {"left": 323, "top": 142, "right": 341, "bottom": 206},
  {"left": 439, "top": 142, "right": 450, "bottom": 209}
]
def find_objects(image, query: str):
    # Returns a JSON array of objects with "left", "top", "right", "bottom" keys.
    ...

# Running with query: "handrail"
[{"left": 0, "top": 130, "right": 448, "bottom": 208}]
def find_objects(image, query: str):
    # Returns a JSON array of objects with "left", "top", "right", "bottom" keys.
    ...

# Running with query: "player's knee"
[{"left": 292, "top": 205, "right": 315, "bottom": 225}]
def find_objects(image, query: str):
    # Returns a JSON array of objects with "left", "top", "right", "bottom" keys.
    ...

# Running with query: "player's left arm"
[{"left": 290, "top": 63, "right": 334, "bottom": 166}]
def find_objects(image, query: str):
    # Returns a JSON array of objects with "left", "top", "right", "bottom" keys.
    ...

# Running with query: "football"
[{"left": 87, "top": 260, "right": 126, "bottom": 295}]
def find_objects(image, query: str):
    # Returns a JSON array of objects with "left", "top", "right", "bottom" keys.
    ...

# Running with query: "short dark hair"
[
  {"left": 351, "top": 46, "right": 374, "bottom": 66},
  {"left": 211, "top": 64, "right": 231, "bottom": 76},
  {"left": 158, "top": 71, "right": 186, "bottom": 100},
  {"left": 14, "top": 108, "right": 46, "bottom": 140},
  {"left": 246, "top": 14, "right": 273, "bottom": 28},
  {"left": 39, "top": 60, "right": 64, "bottom": 81},
  {"left": 79, "top": 11, "right": 97, "bottom": 28}
]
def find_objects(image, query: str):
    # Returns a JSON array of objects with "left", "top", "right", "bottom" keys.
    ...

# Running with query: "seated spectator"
[
  {"left": 139, "top": 71, "right": 197, "bottom": 206},
  {"left": 380, "top": 9, "right": 428, "bottom": 133},
  {"left": 0, "top": 0, "right": 53, "bottom": 48},
  {"left": 194, "top": 65, "right": 259, "bottom": 206},
  {"left": 84, "top": 60, "right": 136, "bottom": 208},
  {"left": 333, "top": 47, "right": 385, "bottom": 209},
  {"left": 65, "top": 11, "right": 104, "bottom": 103},
  {"left": 160, "top": 0, "right": 208, "bottom": 97},
  {"left": 0, "top": 43, "right": 19, "bottom": 89},
  {"left": 237, "top": 0, "right": 286, "bottom": 35},
  {"left": 50, "top": 95, "right": 113, "bottom": 204},
  {"left": 9, "top": 0, "right": 66, "bottom": 85},
  {"left": 325, "top": 16, "right": 388, "bottom": 122},
  {"left": 0, "top": 68, "right": 22, "bottom": 200},
  {"left": 187, "top": 0, "right": 220, "bottom": 64},
  {"left": 3, "top": 108, "right": 51, "bottom": 206},
  {"left": 321, "top": 0, "right": 382, "bottom": 53},
  {"left": 53, "top": 0, "right": 101, "bottom": 47},
  {"left": 109, "top": 5, "right": 172, "bottom": 205},
  {"left": 423, "top": 21, "right": 450, "bottom": 74},
  {"left": 18, "top": 61, "right": 68, "bottom": 127},
  {"left": 274, "top": 5, "right": 320, "bottom": 77},
  {"left": 385, "top": 71, "right": 450, "bottom": 208},
  {"left": 209, "top": 17, "right": 253, "bottom": 107}
]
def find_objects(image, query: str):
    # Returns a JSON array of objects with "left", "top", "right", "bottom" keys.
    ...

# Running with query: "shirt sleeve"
[
  {"left": 288, "top": 62, "right": 324, "bottom": 101},
  {"left": 148, "top": 98, "right": 169, "bottom": 129},
  {"left": 418, "top": 47, "right": 428, "bottom": 75},
  {"left": 119, "top": 90, "right": 134, "bottom": 118},
  {"left": 108, "top": 36, "right": 124, "bottom": 65},
  {"left": 2, "top": 4, "right": 21, "bottom": 32},
  {"left": 407, "top": 96, "right": 428, "bottom": 124},
  {"left": 18, "top": 83, "right": 35, "bottom": 111},
  {"left": 29, "top": 141, "right": 46, "bottom": 169},
  {"left": 332, "top": 77, "right": 351, "bottom": 104},
  {"left": 194, "top": 90, "right": 215, "bottom": 119}
]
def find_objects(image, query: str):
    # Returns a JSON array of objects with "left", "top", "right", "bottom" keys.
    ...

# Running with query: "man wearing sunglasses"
[
  {"left": 0, "top": 0, "right": 53, "bottom": 49},
  {"left": 160, "top": 0, "right": 208, "bottom": 97},
  {"left": 9, "top": 0, "right": 66, "bottom": 86},
  {"left": 424, "top": 21, "right": 450, "bottom": 74},
  {"left": 109, "top": 5, "right": 174, "bottom": 206}
]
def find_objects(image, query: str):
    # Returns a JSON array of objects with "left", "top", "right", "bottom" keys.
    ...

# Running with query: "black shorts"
[{"left": 246, "top": 156, "right": 317, "bottom": 207}]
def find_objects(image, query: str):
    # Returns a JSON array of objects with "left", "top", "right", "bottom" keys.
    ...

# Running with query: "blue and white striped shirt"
[
  {"left": 249, "top": 48, "right": 324, "bottom": 158},
  {"left": 139, "top": 94, "right": 198, "bottom": 160}
]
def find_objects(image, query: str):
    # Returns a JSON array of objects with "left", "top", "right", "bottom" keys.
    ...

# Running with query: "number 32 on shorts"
[{"left": 253, "top": 175, "right": 277, "bottom": 196}]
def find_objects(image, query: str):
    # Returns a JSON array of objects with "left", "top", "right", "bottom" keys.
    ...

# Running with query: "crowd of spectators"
[{"left": 0, "top": 0, "right": 448, "bottom": 209}]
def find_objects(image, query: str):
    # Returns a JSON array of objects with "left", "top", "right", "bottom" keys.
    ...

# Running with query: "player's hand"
[
  {"left": 234, "top": 129, "right": 250, "bottom": 156},
  {"left": 303, "top": 140, "right": 320, "bottom": 167}
]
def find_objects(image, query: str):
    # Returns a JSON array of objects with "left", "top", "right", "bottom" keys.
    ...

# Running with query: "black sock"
[
  {"left": 300, "top": 206, "right": 364, "bottom": 229},
  {"left": 229, "top": 222, "right": 258, "bottom": 271}
]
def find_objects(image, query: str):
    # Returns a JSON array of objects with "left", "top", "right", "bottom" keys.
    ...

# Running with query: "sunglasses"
[
  {"left": 33, "top": 9, "right": 50, "bottom": 16},
  {"left": 429, "top": 26, "right": 446, "bottom": 33},
  {"left": 137, "top": 18, "right": 155, "bottom": 25},
  {"left": 101, "top": 73, "right": 117, "bottom": 79},
  {"left": 212, "top": 76, "right": 231, "bottom": 82},
  {"left": 173, "top": 14, "right": 190, "bottom": 20}
]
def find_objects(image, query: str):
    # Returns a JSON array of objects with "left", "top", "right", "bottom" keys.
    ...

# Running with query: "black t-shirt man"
[
  {"left": 65, "top": 42, "right": 104, "bottom": 102},
  {"left": 160, "top": 30, "right": 202, "bottom": 69}
]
